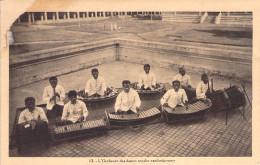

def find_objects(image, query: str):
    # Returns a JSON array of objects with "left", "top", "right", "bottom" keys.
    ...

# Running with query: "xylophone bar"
[
  {"left": 163, "top": 101, "right": 210, "bottom": 123},
  {"left": 108, "top": 107, "right": 161, "bottom": 127},
  {"left": 53, "top": 119, "right": 107, "bottom": 140}
]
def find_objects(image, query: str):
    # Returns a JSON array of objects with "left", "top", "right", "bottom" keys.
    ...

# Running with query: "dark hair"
[
  {"left": 144, "top": 64, "right": 150, "bottom": 69},
  {"left": 172, "top": 80, "right": 180, "bottom": 85},
  {"left": 122, "top": 80, "right": 131, "bottom": 86},
  {"left": 179, "top": 67, "right": 185, "bottom": 72},
  {"left": 25, "top": 97, "right": 35, "bottom": 104},
  {"left": 201, "top": 73, "right": 208, "bottom": 80},
  {"left": 91, "top": 68, "right": 99, "bottom": 73},
  {"left": 49, "top": 76, "right": 57, "bottom": 81},
  {"left": 68, "top": 90, "right": 77, "bottom": 98}
]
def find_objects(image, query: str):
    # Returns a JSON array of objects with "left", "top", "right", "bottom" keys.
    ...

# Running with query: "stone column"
[
  {"left": 95, "top": 11, "right": 97, "bottom": 17},
  {"left": 28, "top": 12, "right": 31, "bottom": 24},
  {"left": 83, "top": 12, "right": 85, "bottom": 18},
  {"left": 227, "top": 12, "right": 230, "bottom": 16},
  {"left": 63, "top": 12, "right": 66, "bottom": 19},
  {"left": 32, "top": 12, "right": 35, "bottom": 22},
  {"left": 77, "top": 12, "right": 80, "bottom": 19},
  {"left": 44, "top": 12, "right": 47, "bottom": 20},
  {"left": 91, "top": 13, "right": 94, "bottom": 18},
  {"left": 199, "top": 12, "right": 201, "bottom": 16},
  {"left": 52, "top": 13, "right": 55, "bottom": 20},
  {"left": 40, "top": 13, "right": 43, "bottom": 21},
  {"left": 56, "top": 12, "right": 59, "bottom": 20},
  {"left": 86, "top": 12, "right": 88, "bottom": 18},
  {"left": 73, "top": 13, "right": 76, "bottom": 19},
  {"left": 67, "top": 12, "right": 70, "bottom": 19},
  {"left": 174, "top": 11, "right": 176, "bottom": 15}
]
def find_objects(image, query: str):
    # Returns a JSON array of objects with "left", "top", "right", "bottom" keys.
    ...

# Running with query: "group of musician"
[{"left": 16, "top": 64, "right": 212, "bottom": 153}]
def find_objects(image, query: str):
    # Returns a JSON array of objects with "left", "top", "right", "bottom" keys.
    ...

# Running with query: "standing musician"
[
  {"left": 161, "top": 80, "right": 188, "bottom": 109},
  {"left": 138, "top": 64, "right": 156, "bottom": 90},
  {"left": 85, "top": 68, "right": 107, "bottom": 97},
  {"left": 61, "top": 90, "right": 89, "bottom": 125},
  {"left": 43, "top": 76, "right": 65, "bottom": 119},
  {"left": 16, "top": 97, "right": 49, "bottom": 153},
  {"left": 196, "top": 73, "right": 212, "bottom": 100},
  {"left": 115, "top": 80, "right": 141, "bottom": 114}
]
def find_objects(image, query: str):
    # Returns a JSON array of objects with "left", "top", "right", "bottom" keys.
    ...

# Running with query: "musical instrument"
[
  {"left": 53, "top": 86, "right": 56, "bottom": 105},
  {"left": 53, "top": 118, "right": 107, "bottom": 140},
  {"left": 107, "top": 107, "right": 161, "bottom": 126},
  {"left": 225, "top": 85, "right": 246, "bottom": 109},
  {"left": 131, "top": 82, "right": 166, "bottom": 100},
  {"left": 207, "top": 90, "right": 230, "bottom": 112},
  {"left": 163, "top": 100, "right": 211, "bottom": 123}
]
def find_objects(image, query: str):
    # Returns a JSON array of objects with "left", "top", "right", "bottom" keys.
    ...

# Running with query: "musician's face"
[
  {"left": 202, "top": 76, "right": 208, "bottom": 84},
  {"left": 144, "top": 67, "right": 150, "bottom": 74},
  {"left": 25, "top": 99, "right": 35, "bottom": 111},
  {"left": 49, "top": 79, "right": 57, "bottom": 88},
  {"left": 69, "top": 96, "right": 77, "bottom": 104},
  {"left": 92, "top": 71, "right": 99, "bottom": 79},
  {"left": 179, "top": 69, "right": 186, "bottom": 76},
  {"left": 123, "top": 83, "right": 130, "bottom": 93},
  {"left": 173, "top": 82, "right": 180, "bottom": 92}
]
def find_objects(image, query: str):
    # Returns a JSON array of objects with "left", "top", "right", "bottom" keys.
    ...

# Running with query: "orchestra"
[{"left": 13, "top": 64, "right": 247, "bottom": 154}]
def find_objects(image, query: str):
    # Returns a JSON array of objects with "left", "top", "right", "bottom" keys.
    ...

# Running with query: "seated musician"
[
  {"left": 61, "top": 90, "right": 89, "bottom": 124},
  {"left": 115, "top": 80, "right": 141, "bottom": 114},
  {"left": 16, "top": 97, "right": 50, "bottom": 153},
  {"left": 138, "top": 64, "right": 156, "bottom": 90},
  {"left": 85, "top": 68, "right": 107, "bottom": 97},
  {"left": 173, "top": 67, "right": 195, "bottom": 100},
  {"left": 43, "top": 76, "right": 65, "bottom": 119},
  {"left": 161, "top": 80, "right": 188, "bottom": 109},
  {"left": 196, "top": 73, "right": 212, "bottom": 100}
]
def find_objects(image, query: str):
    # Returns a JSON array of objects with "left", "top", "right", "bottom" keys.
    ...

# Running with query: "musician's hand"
[
  {"left": 163, "top": 103, "right": 169, "bottom": 107},
  {"left": 79, "top": 116, "right": 84, "bottom": 121},
  {"left": 136, "top": 107, "right": 140, "bottom": 113},
  {"left": 30, "top": 120, "right": 37, "bottom": 130},
  {"left": 55, "top": 92, "right": 60, "bottom": 98}
]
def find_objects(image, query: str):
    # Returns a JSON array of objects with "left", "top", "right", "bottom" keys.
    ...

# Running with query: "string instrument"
[{"left": 53, "top": 86, "right": 56, "bottom": 105}]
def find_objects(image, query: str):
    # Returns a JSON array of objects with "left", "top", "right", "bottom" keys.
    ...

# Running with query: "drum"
[
  {"left": 207, "top": 90, "right": 230, "bottom": 112},
  {"left": 225, "top": 85, "right": 246, "bottom": 109},
  {"left": 107, "top": 107, "right": 161, "bottom": 126},
  {"left": 163, "top": 100, "right": 211, "bottom": 123}
]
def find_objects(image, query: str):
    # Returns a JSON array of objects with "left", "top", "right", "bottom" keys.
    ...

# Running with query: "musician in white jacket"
[
  {"left": 138, "top": 64, "right": 156, "bottom": 90},
  {"left": 196, "top": 73, "right": 212, "bottom": 99},
  {"left": 115, "top": 80, "right": 141, "bottom": 114},
  {"left": 61, "top": 90, "right": 89, "bottom": 124},
  {"left": 85, "top": 68, "right": 107, "bottom": 97},
  {"left": 161, "top": 80, "right": 188, "bottom": 109},
  {"left": 43, "top": 76, "right": 65, "bottom": 119}
]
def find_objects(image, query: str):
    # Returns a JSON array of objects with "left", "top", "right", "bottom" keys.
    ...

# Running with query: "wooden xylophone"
[
  {"left": 163, "top": 100, "right": 211, "bottom": 123},
  {"left": 53, "top": 119, "right": 107, "bottom": 140},
  {"left": 107, "top": 107, "right": 161, "bottom": 126}
]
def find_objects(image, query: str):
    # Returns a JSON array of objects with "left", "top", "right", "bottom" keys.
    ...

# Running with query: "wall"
[
  {"left": 10, "top": 38, "right": 252, "bottom": 89},
  {"left": 10, "top": 40, "right": 116, "bottom": 89}
]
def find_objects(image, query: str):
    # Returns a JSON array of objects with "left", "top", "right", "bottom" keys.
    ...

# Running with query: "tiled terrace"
[{"left": 9, "top": 61, "right": 252, "bottom": 157}]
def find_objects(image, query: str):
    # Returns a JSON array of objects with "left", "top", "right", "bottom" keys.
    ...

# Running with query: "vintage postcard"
[{"left": 1, "top": 0, "right": 260, "bottom": 164}]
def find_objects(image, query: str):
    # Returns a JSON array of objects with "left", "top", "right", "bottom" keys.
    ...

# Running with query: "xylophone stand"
[{"left": 241, "top": 81, "right": 252, "bottom": 108}]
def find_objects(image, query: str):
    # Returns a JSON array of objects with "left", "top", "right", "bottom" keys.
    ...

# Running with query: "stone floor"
[{"left": 9, "top": 61, "right": 252, "bottom": 157}]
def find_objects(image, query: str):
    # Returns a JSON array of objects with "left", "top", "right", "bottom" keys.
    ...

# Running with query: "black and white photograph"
[{"left": 1, "top": 0, "right": 259, "bottom": 164}]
